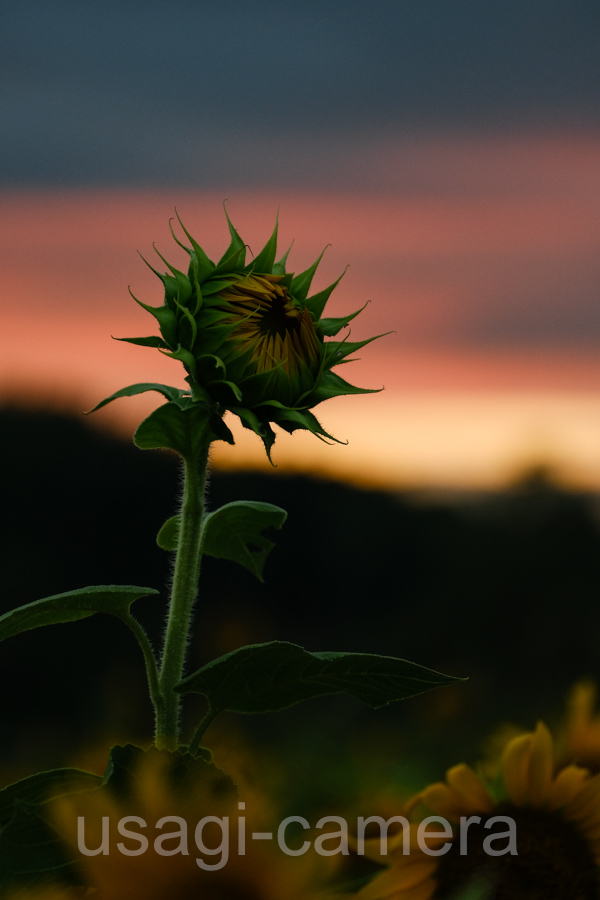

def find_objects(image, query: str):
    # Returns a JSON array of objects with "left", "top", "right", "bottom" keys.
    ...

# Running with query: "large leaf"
[
  {"left": 0, "top": 769, "right": 103, "bottom": 891},
  {"left": 0, "top": 585, "right": 158, "bottom": 644},
  {"left": 175, "top": 641, "right": 463, "bottom": 714},
  {"left": 202, "top": 501, "right": 288, "bottom": 580},
  {"left": 133, "top": 400, "right": 233, "bottom": 457},
  {"left": 0, "top": 769, "right": 102, "bottom": 826},
  {"left": 0, "top": 801, "right": 82, "bottom": 891}
]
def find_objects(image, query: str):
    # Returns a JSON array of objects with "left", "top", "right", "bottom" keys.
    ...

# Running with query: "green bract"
[{"left": 114, "top": 210, "right": 383, "bottom": 458}]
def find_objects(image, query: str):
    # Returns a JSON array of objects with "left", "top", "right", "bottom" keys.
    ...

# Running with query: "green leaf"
[
  {"left": 0, "top": 769, "right": 102, "bottom": 826},
  {"left": 134, "top": 400, "right": 227, "bottom": 456},
  {"left": 156, "top": 515, "right": 180, "bottom": 551},
  {"left": 0, "top": 747, "right": 237, "bottom": 891},
  {"left": 0, "top": 769, "right": 104, "bottom": 890},
  {"left": 0, "top": 585, "right": 158, "bottom": 645},
  {"left": 0, "top": 800, "right": 82, "bottom": 891},
  {"left": 86, "top": 382, "right": 187, "bottom": 414},
  {"left": 202, "top": 501, "right": 288, "bottom": 580},
  {"left": 102, "top": 744, "right": 236, "bottom": 805},
  {"left": 175, "top": 641, "right": 463, "bottom": 714}
]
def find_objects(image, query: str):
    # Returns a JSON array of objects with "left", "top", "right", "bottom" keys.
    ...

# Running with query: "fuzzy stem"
[
  {"left": 121, "top": 613, "right": 163, "bottom": 727},
  {"left": 155, "top": 440, "right": 210, "bottom": 749},
  {"left": 188, "top": 705, "right": 219, "bottom": 756}
]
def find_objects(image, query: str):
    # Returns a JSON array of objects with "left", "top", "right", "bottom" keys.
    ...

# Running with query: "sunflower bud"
[{"left": 121, "top": 209, "right": 383, "bottom": 457}]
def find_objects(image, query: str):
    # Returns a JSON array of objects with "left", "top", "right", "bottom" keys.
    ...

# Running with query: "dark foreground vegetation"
[{"left": 2, "top": 406, "right": 599, "bottom": 771}]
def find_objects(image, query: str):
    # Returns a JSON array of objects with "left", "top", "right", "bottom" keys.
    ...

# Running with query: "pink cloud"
[{"left": 1, "top": 135, "right": 599, "bottom": 487}]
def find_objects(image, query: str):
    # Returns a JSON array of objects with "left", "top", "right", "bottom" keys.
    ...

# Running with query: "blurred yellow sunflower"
[
  {"left": 8, "top": 750, "right": 338, "bottom": 900},
  {"left": 356, "top": 723, "right": 600, "bottom": 899},
  {"left": 560, "top": 680, "right": 600, "bottom": 773}
]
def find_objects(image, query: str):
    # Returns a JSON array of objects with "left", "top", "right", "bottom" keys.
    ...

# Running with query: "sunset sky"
[{"left": 2, "top": 1, "right": 600, "bottom": 489}]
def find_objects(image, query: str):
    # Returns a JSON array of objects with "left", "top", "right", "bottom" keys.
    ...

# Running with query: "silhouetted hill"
[{"left": 2, "top": 407, "right": 600, "bottom": 763}]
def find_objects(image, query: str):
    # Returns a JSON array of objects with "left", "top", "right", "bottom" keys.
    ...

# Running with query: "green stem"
[
  {"left": 122, "top": 613, "right": 163, "bottom": 725},
  {"left": 188, "top": 705, "right": 219, "bottom": 756},
  {"left": 156, "top": 439, "right": 211, "bottom": 749}
]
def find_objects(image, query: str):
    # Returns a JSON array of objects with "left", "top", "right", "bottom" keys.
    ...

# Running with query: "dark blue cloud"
[{"left": 2, "top": 0, "right": 599, "bottom": 185}]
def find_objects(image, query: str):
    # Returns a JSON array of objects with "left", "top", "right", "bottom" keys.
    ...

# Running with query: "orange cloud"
[{"left": 1, "top": 150, "right": 599, "bottom": 488}]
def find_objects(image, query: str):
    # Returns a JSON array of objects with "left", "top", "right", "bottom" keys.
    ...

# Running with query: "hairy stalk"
[
  {"left": 122, "top": 613, "right": 163, "bottom": 727},
  {"left": 188, "top": 705, "right": 218, "bottom": 756},
  {"left": 156, "top": 439, "right": 211, "bottom": 749}
]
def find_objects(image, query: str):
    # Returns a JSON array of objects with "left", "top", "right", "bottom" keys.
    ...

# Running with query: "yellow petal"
[
  {"left": 527, "top": 722, "right": 554, "bottom": 805},
  {"left": 547, "top": 765, "right": 590, "bottom": 810},
  {"left": 564, "top": 772, "right": 600, "bottom": 822},
  {"left": 446, "top": 764, "right": 494, "bottom": 813},
  {"left": 569, "top": 681, "right": 596, "bottom": 723},
  {"left": 419, "top": 782, "right": 464, "bottom": 822},
  {"left": 404, "top": 884, "right": 437, "bottom": 900},
  {"left": 355, "top": 859, "right": 437, "bottom": 900},
  {"left": 501, "top": 732, "right": 533, "bottom": 806}
]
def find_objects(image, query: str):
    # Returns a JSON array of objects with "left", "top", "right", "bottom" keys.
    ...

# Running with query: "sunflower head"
[
  {"left": 357, "top": 723, "right": 600, "bottom": 900},
  {"left": 39, "top": 749, "right": 340, "bottom": 900},
  {"left": 121, "top": 209, "right": 383, "bottom": 458}
]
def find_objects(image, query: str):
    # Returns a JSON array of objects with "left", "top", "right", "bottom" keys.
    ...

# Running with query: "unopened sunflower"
[
  {"left": 121, "top": 209, "right": 383, "bottom": 457},
  {"left": 356, "top": 723, "right": 600, "bottom": 899}
]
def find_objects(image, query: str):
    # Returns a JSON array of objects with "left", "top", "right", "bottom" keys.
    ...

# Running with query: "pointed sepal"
[
  {"left": 246, "top": 211, "right": 279, "bottom": 274},
  {"left": 128, "top": 288, "right": 179, "bottom": 348},
  {"left": 113, "top": 335, "right": 168, "bottom": 349},
  {"left": 262, "top": 402, "right": 343, "bottom": 444},
  {"left": 303, "top": 370, "right": 382, "bottom": 406},
  {"left": 324, "top": 332, "right": 391, "bottom": 368},
  {"left": 173, "top": 210, "right": 215, "bottom": 283},
  {"left": 291, "top": 246, "right": 329, "bottom": 303},
  {"left": 318, "top": 301, "right": 369, "bottom": 337},
  {"left": 272, "top": 241, "right": 293, "bottom": 276},
  {"left": 305, "top": 268, "right": 348, "bottom": 320},
  {"left": 216, "top": 204, "right": 246, "bottom": 268},
  {"left": 85, "top": 382, "right": 188, "bottom": 414}
]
